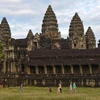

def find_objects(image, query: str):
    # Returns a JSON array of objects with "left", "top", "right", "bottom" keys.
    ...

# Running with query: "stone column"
[
  {"left": 70, "top": 65, "right": 73, "bottom": 74},
  {"left": 18, "top": 64, "right": 21, "bottom": 73},
  {"left": 42, "top": 79, "right": 45, "bottom": 86},
  {"left": 34, "top": 80, "right": 37, "bottom": 85},
  {"left": 79, "top": 64, "right": 83, "bottom": 74},
  {"left": 61, "top": 64, "right": 64, "bottom": 74},
  {"left": 89, "top": 64, "right": 92, "bottom": 74},
  {"left": 3, "top": 60, "right": 6, "bottom": 73},
  {"left": 25, "top": 79, "right": 28, "bottom": 85},
  {"left": 16, "top": 65, "right": 18, "bottom": 73},
  {"left": 9, "top": 63, "right": 11, "bottom": 72},
  {"left": 98, "top": 64, "right": 100, "bottom": 73},
  {"left": 52, "top": 64, "right": 56, "bottom": 74},
  {"left": 27, "top": 66, "right": 30, "bottom": 74},
  {"left": 35, "top": 65, "right": 39, "bottom": 74},
  {"left": 44, "top": 65, "right": 47, "bottom": 74},
  {"left": 11, "top": 62, "right": 13, "bottom": 73}
]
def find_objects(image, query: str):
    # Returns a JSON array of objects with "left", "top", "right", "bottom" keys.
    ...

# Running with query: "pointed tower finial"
[
  {"left": 1, "top": 17, "right": 8, "bottom": 24},
  {"left": 86, "top": 27, "right": 94, "bottom": 36},
  {"left": 27, "top": 29, "right": 33, "bottom": 39}
]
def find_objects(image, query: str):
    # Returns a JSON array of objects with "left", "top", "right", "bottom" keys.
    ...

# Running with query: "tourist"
[
  {"left": 73, "top": 82, "right": 76, "bottom": 93},
  {"left": 49, "top": 86, "right": 52, "bottom": 92},
  {"left": 69, "top": 82, "right": 73, "bottom": 94},
  {"left": 58, "top": 83, "right": 62, "bottom": 93},
  {"left": 20, "top": 83, "right": 23, "bottom": 92}
]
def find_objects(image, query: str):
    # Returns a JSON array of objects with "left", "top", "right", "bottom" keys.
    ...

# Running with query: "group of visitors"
[
  {"left": 20, "top": 81, "right": 76, "bottom": 94},
  {"left": 48, "top": 82, "right": 76, "bottom": 94},
  {"left": 69, "top": 82, "right": 76, "bottom": 93}
]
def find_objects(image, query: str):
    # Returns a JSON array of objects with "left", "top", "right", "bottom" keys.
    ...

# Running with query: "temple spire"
[
  {"left": 27, "top": 30, "right": 33, "bottom": 39},
  {"left": 69, "top": 12, "right": 84, "bottom": 37},
  {"left": 68, "top": 13, "right": 86, "bottom": 49},
  {"left": 85, "top": 27, "right": 95, "bottom": 36},
  {"left": 41, "top": 5, "right": 61, "bottom": 40},
  {"left": 0, "top": 17, "right": 11, "bottom": 43},
  {"left": 1, "top": 17, "right": 8, "bottom": 24},
  {"left": 85, "top": 27, "right": 96, "bottom": 49}
]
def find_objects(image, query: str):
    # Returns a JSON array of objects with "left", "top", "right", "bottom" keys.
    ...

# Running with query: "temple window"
[
  {"left": 30, "top": 66, "right": 36, "bottom": 74},
  {"left": 74, "top": 44, "right": 76, "bottom": 48},
  {"left": 81, "top": 45, "right": 83, "bottom": 48},
  {"left": 21, "top": 66, "right": 25, "bottom": 72},
  {"left": 34, "top": 42, "right": 37, "bottom": 47}
]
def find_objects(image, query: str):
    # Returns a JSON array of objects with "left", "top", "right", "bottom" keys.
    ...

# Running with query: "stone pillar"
[
  {"left": 12, "top": 53, "right": 14, "bottom": 59},
  {"left": 25, "top": 65, "right": 27, "bottom": 73},
  {"left": 42, "top": 79, "right": 45, "bottom": 86},
  {"left": 3, "top": 60, "right": 6, "bottom": 73},
  {"left": 27, "top": 66, "right": 30, "bottom": 74},
  {"left": 17, "top": 66, "right": 19, "bottom": 72},
  {"left": 89, "top": 64, "right": 92, "bottom": 74},
  {"left": 34, "top": 80, "right": 37, "bottom": 85},
  {"left": 79, "top": 64, "right": 83, "bottom": 74},
  {"left": 61, "top": 64, "right": 64, "bottom": 74},
  {"left": 98, "top": 64, "right": 100, "bottom": 73},
  {"left": 11, "top": 62, "right": 13, "bottom": 73},
  {"left": 35, "top": 65, "right": 39, "bottom": 74},
  {"left": 52, "top": 64, "right": 56, "bottom": 74},
  {"left": 25, "top": 79, "right": 28, "bottom": 85},
  {"left": 70, "top": 65, "right": 73, "bottom": 74},
  {"left": 16, "top": 65, "right": 18, "bottom": 73},
  {"left": 44, "top": 65, "right": 47, "bottom": 74},
  {"left": 9, "top": 63, "right": 11, "bottom": 72},
  {"left": 14, "top": 62, "right": 16, "bottom": 73}
]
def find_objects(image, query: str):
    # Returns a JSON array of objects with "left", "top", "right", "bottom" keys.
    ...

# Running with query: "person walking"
[
  {"left": 49, "top": 86, "right": 52, "bottom": 92},
  {"left": 59, "top": 83, "right": 62, "bottom": 93},
  {"left": 20, "top": 83, "right": 23, "bottom": 92},
  {"left": 73, "top": 82, "right": 76, "bottom": 93},
  {"left": 69, "top": 82, "right": 73, "bottom": 94}
]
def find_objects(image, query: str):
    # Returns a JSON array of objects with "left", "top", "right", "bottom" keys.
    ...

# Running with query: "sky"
[{"left": 0, "top": 0, "right": 100, "bottom": 45}]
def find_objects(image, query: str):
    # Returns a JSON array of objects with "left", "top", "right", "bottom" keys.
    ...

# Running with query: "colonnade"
[
  {"left": 26, "top": 64, "right": 100, "bottom": 75},
  {"left": 1, "top": 62, "right": 100, "bottom": 87}
]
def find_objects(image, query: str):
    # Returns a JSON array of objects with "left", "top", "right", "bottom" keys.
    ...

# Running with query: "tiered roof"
[
  {"left": 42, "top": 5, "right": 60, "bottom": 39},
  {"left": 28, "top": 49, "right": 100, "bottom": 66},
  {"left": 85, "top": 27, "right": 96, "bottom": 49},
  {"left": 1, "top": 17, "right": 11, "bottom": 39},
  {"left": 69, "top": 13, "right": 84, "bottom": 37}
]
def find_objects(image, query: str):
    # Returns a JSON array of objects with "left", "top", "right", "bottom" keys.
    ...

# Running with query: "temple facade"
[{"left": 0, "top": 5, "right": 100, "bottom": 87}]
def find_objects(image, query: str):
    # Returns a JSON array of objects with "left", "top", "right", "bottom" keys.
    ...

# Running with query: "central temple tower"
[{"left": 41, "top": 5, "right": 61, "bottom": 40}]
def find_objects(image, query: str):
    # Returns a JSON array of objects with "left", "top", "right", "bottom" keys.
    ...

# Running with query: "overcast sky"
[{"left": 0, "top": 0, "right": 100, "bottom": 45}]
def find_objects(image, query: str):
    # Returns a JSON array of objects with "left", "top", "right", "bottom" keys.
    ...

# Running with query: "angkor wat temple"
[{"left": 0, "top": 5, "right": 100, "bottom": 87}]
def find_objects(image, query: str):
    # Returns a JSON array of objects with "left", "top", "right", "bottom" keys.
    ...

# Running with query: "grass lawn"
[{"left": 0, "top": 86, "right": 100, "bottom": 100}]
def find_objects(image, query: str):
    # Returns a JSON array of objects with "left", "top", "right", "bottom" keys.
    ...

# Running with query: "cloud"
[
  {"left": 12, "top": 9, "right": 38, "bottom": 16},
  {"left": 0, "top": 0, "right": 21, "bottom": 3},
  {"left": 10, "top": 19, "right": 41, "bottom": 39}
]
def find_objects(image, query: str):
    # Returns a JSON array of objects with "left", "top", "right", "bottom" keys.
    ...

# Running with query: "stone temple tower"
[
  {"left": 0, "top": 17, "right": 11, "bottom": 43},
  {"left": 41, "top": 5, "right": 61, "bottom": 40},
  {"left": 85, "top": 27, "right": 96, "bottom": 49},
  {"left": 69, "top": 13, "right": 86, "bottom": 49}
]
